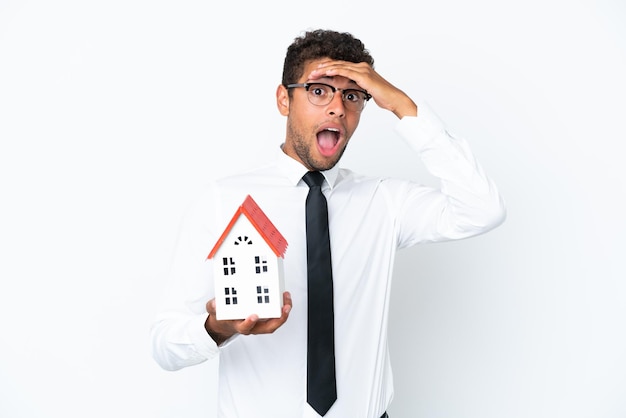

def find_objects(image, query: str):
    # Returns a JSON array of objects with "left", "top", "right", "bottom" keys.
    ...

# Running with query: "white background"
[{"left": 1, "top": 0, "right": 625, "bottom": 417}]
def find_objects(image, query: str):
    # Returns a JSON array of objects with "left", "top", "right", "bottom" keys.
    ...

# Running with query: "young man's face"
[{"left": 277, "top": 58, "right": 365, "bottom": 172}]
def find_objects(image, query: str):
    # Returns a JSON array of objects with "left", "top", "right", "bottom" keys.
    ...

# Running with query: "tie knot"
[{"left": 303, "top": 171, "right": 325, "bottom": 188}]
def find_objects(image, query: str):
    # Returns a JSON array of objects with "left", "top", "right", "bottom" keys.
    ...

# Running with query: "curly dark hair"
[{"left": 281, "top": 29, "right": 375, "bottom": 87}]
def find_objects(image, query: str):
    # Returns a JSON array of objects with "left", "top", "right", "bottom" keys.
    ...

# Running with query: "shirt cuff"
[
  {"left": 189, "top": 313, "right": 221, "bottom": 358},
  {"left": 395, "top": 100, "right": 448, "bottom": 152}
]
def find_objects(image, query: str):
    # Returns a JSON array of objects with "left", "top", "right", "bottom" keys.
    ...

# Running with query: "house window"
[
  {"left": 222, "top": 257, "right": 236, "bottom": 275},
  {"left": 224, "top": 287, "right": 238, "bottom": 305},
  {"left": 234, "top": 236, "right": 253, "bottom": 245},
  {"left": 256, "top": 286, "right": 270, "bottom": 304},
  {"left": 254, "top": 256, "right": 268, "bottom": 274}
]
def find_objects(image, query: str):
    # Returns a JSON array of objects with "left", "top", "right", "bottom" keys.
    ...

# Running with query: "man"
[{"left": 151, "top": 29, "right": 506, "bottom": 418}]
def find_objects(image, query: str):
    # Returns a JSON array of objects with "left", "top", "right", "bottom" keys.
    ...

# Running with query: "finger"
[
  {"left": 205, "top": 298, "right": 216, "bottom": 315},
  {"left": 309, "top": 61, "right": 370, "bottom": 79},
  {"left": 235, "top": 314, "right": 259, "bottom": 335},
  {"left": 251, "top": 294, "right": 293, "bottom": 334},
  {"left": 250, "top": 317, "right": 284, "bottom": 334},
  {"left": 272, "top": 291, "right": 292, "bottom": 322},
  {"left": 309, "top": 65, "right": 349, "bottom": 80},
  {"left": 276, "top": 293, "right": 292, "bottom": 322},
  {"left": 314, "top": 59, "right": 364, "bottom": 70},
  {"left": 283, "top": 291, "right": 293, "bottom": 310}
]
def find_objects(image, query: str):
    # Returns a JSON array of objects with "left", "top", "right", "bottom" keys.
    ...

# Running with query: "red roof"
[{"left": 207, "top": 195, "right": 288, "bottom": 259}]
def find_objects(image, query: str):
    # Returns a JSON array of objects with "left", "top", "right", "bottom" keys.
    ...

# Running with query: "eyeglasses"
[{"left": 286, "top": 82, "right": 372, "bottom": 112}]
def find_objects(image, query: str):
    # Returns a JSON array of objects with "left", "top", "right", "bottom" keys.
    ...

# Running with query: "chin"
[{"left": 311, "top": 157, "right": 340, "bottom": 172}]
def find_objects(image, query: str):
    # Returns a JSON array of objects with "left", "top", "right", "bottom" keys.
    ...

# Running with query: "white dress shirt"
[{"left": 150, "top": 102, "right": 506, "bottom": 418}]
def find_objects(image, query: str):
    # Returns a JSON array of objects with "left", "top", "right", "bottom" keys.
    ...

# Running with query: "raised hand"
[{"left": 308, "top": 60, "right": 418, "bottom": 119}]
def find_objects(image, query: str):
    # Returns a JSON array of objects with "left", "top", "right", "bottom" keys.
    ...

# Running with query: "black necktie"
[{"left": 303, "top": 171, "right": 337, "bottom": 416}]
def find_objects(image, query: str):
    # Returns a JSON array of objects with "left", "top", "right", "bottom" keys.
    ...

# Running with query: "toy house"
[{"left": 207, "top": 195, "right": 288, "bottom": 320}]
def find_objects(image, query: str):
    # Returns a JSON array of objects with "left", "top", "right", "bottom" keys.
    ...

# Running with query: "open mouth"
[{"left": 316, "top": 128, "right": 340, "bottom": 156}]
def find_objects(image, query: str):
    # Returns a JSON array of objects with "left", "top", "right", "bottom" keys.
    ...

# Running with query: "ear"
[{"left": 276, "top": 84, "right": 290, "bottom": 116}]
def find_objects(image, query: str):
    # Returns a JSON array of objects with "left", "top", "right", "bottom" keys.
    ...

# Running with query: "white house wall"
[{"left": 213, "top": 216, "right": 285, "bottom": 320}]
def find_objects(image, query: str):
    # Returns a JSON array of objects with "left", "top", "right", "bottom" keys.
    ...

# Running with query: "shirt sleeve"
[
  {"left": 150, "top": 185, "right": 222, "bottom": 371},
  {"left": 392, "top": 101, "right": 506, "bottom": 247}
]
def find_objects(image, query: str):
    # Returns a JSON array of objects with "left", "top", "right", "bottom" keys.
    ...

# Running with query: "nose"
[{"left": 326, "top": 91, "right": 345, "bottom": 118}]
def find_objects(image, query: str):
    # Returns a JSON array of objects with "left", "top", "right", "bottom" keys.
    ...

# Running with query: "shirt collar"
[{"left": 276, "top": 144, "right": 339, "bottom": 190}]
